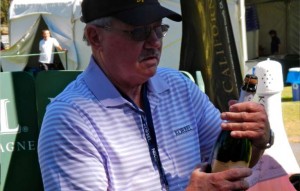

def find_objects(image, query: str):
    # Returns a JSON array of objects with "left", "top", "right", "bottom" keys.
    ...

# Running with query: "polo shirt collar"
[{"left": 83, "top": 56, "right": 169, "bottom": 107}]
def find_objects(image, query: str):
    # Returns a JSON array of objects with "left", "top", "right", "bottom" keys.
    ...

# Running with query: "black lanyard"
[
  {"left": 119, "top": 83, "right": 169, "bottom": 190},
  {"left": 141, "top": 84, "right": 169, "bottom": 190}
]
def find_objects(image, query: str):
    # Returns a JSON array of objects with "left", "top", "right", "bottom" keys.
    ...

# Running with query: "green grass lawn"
[{"left": 282, "top": 86, "right": 300, "bottom": 142}]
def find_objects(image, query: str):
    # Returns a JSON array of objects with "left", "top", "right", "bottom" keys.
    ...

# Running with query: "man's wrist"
[
  {"left": 265, "top": 128, "right": 274, "bottom": 149},
  {"left": 254, "top": 128, "right": 274, "bottom": 150}
]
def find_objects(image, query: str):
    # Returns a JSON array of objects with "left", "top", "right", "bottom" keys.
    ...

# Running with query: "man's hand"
[
  {"left": 186, "top": 166, "right": 251, "bottom": 191},
  {"left": 220, "top": 101, "right": 271, "bottom": 166},
  {"left": 43, "top": 63, "right": 48, "bottom": 71},
  {"left": 220, "top": 101, "right": 270, "bottom": 150}
]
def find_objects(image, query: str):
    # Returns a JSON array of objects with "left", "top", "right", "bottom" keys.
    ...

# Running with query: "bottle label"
[{"left": 211, "top": 159, "right": 248, "bottom": 172}]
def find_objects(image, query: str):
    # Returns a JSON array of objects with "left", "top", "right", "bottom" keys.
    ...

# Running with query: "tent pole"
[
  {"left": 240, "top": 0, "right": 248, "bottom": 76},
  {"left": 65, "top": 51, "right": 68, "bottom": 70}
]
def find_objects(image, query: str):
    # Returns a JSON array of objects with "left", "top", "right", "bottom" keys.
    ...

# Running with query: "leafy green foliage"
[{"left": 1, "top": 0, "right": 11, "bottom": 24}]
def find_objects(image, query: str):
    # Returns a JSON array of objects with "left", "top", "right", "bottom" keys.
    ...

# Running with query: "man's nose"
[{"left": 145, "top": 30, "right": 162, "bottom": 47}]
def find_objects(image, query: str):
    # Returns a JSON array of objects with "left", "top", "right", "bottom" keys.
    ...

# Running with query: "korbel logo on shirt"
[{"left": 173, "top": 125, "right": 193, "bottom": 137}]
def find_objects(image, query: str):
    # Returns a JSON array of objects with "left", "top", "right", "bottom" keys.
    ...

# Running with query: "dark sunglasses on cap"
[{"left": 95, "top": 24, "right": 169, "bottom": 41}]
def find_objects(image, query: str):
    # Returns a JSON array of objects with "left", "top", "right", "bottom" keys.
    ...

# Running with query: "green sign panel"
[
  {"left": 0, "top": 71, "right": 81, "bottom": 191},
  {"left": 35, "top": 71, "right": 82, "bottom": 128},
  {"left": 0, "top": 72, "right": 43, "bottom": 191}
]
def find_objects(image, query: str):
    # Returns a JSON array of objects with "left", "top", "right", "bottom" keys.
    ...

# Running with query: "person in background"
[
  {"left": 269, "top": 29, "right": 281, "bottom": 55},
  {"left": 38, "top": 0, "right": 273, "bottom": 190},
  {"left": 38, "top": 29, "right": 66, "bottom": 71}
]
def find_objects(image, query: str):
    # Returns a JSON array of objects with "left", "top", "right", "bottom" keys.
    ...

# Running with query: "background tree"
[{"left": 1, "top": 0, "right": 11, "bottom": 25}]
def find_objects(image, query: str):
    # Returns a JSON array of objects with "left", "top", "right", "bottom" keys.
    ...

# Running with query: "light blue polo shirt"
[{"left": 38, "top": 57, "right": 222, "bottom": 191}]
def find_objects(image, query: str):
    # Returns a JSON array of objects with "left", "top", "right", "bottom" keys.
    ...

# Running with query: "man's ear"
[{"left": 85, "top": 25, "right": 102, "bottom": 48}]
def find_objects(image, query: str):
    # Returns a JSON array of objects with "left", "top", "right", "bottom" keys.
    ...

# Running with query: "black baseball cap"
[{"left": 80, "top": 0, "right": 182, "bottom": 26}]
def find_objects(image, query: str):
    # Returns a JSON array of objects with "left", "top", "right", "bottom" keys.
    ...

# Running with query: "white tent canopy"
[
  {"left": 4, "top": 0, "right": 247, "bottom": 72},
  {"left": 5, "top": 0, "right": 87, "bottom": 71},
  {"left": 4, "top": 0, "right": 184, "bottom": 71},
  {"left": 3, "top": 0, "right": 299, "bottom": 72}
]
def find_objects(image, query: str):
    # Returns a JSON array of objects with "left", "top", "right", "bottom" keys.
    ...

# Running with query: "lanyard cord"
[
  {"left": 118, "top": 83, "right": 169, "bottom": 190},
  {"left": 141, "top": 84, "right": 169, "bottom": 190}
]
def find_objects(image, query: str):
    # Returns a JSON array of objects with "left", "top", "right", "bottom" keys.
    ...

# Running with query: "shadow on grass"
[
  {"left": 282, "top": 86, "right": 293, "bottom": 102},
  {"left": 282, "top": 98, "right": 293, "bottom": 102}
]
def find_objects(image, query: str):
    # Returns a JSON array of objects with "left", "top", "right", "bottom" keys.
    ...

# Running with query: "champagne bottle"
[{"left": 210, "top": 74, "right": 258, "bottom": 173}]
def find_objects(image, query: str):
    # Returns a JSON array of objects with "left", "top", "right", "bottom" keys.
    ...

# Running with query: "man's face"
[
  {"left": 42, "top": 31, "right": 50, "bottom": 40},
  {"left": 96, "top": 19, "right": 163, "bottom": 87}
]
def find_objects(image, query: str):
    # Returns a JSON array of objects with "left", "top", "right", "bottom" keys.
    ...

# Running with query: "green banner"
[
  {"left": 179, "top": 0, "right": 243, "bottom": 112},
  {"left": 0, "top": 72, "right": 43, "bottom": 191},
  {"left": 0, "top": 71, "right": 82, "bottom": 190},
  {"left": 35, "top": 71, "right": 82, "bottom": 129}
]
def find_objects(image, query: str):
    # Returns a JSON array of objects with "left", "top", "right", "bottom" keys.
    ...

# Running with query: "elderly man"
[{"left": 38, "top": 0, "right": 272, "bottom": 190}]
